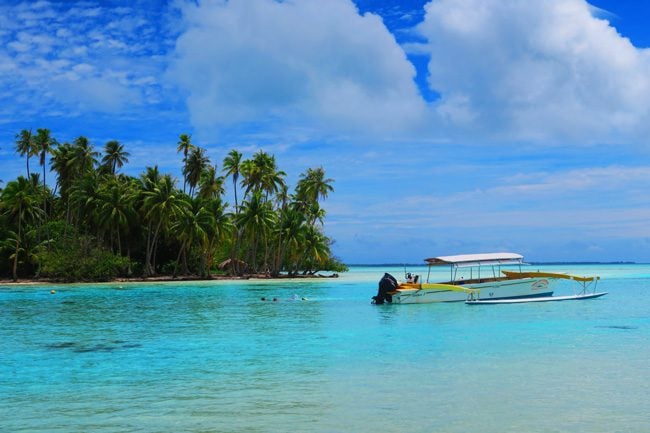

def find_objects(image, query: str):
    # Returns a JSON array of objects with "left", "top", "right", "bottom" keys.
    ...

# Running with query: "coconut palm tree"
[
  {"left": 69, "top": 170, "right": 100, "bottom": 231},
  {"left": 141, "top": 174, "right": 184, "bottom": 276},
  {"left": 101, "top": 140, "right": 130, "bottom": 175},
  {"left": 171, "top": 198, "right": 208, "bottom": 276},
  {"left": 177, "top": 133, "right": 194, "bottom": 193},
  {"left": 95, "top": 177, "right": 136, "bottom": 254},
  {"left": 184, "top": 147, "right": 210, "bottom": 197},
  {"left": 241, "top": 151, "right": 285, "bottom": 200},
  {"left": 223, "top": 149, "right": 242, "bottom": 213},
  {"left": 197, "top": 165, "right": 225, "bottom": 201},
  {"left": 296, "top": 167, "right": 334, "bottom": 205},
  {"left": 15, "top": 129, "right": 36, "bottom": 177},
  {"left": 50, "top": 142, "right": 76, "bottom": 224},
  {"left": 272, "top": 205, "right": 306, "bottom": 275},
  {"left": 200, "top": 197, "right": 231, "bottom": 277},
  {"left": 140, "top": 165, "right": 161, "bottom": 192},
  {"left": 34, "top": 129, "right": 55, "bottom": 191},
  {"left": 236, "top": 190, "right": 276, "bottom": 272},
  {"left": 302, "top": 225, "right": 330, "bottom": 275},
  {"left": 70, "top": 136, "right": 99, "bottom": 176},
  {"left": 0, "top": 176, "right": 45, "bottom": 280}
]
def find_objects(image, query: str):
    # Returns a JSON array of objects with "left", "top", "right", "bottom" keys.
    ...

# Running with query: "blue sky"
[{"left": 1, "top": 0, "right": 650, "bottom": 264}]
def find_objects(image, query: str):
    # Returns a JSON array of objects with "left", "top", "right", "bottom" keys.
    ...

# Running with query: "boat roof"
[{"left": 424, "top": 252, "right": 524, "bottom": 267}]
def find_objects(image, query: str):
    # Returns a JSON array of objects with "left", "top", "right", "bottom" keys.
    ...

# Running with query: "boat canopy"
[{"left": 424, "top": 252, "right": 524, "bottom": 268}]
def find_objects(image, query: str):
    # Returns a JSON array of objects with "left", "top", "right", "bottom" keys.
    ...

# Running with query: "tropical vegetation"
[{"left": 0, "top": 129, "right": 347, "bottom": 281}]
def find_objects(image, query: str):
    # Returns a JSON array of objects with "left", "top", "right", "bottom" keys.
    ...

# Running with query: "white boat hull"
[
  {"left": 466, "top": 291, "right": 608, "bottom": 304},
  {"left": 392, "top": 277, "right": 556, "bottom": 304}
]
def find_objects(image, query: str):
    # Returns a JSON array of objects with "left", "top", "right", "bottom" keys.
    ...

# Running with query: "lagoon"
[{"left": 1, "top": 264, "right": 649, "bottom": 432}]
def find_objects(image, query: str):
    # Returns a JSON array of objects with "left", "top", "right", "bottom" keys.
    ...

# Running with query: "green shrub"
[{"left": 39, "top": 235, "right": 132, "bottom": 282}]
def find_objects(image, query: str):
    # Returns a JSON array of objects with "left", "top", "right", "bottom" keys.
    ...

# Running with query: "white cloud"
[
  {"left": 0, "top": 1, "right": 176, "bottom": 121},
  {"left": 417, "top": 0, "right": 650, "bottom": 143},
  {"left": 170, "top": 0, "right": 426, "bottom": 139}
]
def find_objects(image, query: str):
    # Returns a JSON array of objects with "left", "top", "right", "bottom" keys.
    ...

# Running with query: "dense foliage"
[{"left": 0, "top": 129, "right": 347, "bottom": 281}]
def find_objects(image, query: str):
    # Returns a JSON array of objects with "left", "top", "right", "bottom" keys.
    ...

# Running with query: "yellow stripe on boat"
[
  {"left": 502, "top": 270, "right": 599, "bottom": 282},
  {"left": 395, "top": 282, "right": 479, "bottom": 294}
]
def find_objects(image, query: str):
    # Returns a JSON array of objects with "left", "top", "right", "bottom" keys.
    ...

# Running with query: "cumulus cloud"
[
  {"left": 170, "top": 0, "right": 426, "bottom": 138},
  {"left": 417, "top": 0, "right": 650, "bottom": 143}
]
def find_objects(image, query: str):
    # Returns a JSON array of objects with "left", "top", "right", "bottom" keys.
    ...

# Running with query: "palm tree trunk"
[
  {"left": 173, "top": 244, "right": 185, "bottom": 277},
  {"left": 13, "top": 215, "right": 22, "bottom": 281},
  {"left": 144, "top": 222, "right": 155, "bottom": 276},
  {"left": 182, "top": 248, "right": 189, "bottom": 275},
  {"left": 12, "top": 237, "right": 19, "bottom": 282}
]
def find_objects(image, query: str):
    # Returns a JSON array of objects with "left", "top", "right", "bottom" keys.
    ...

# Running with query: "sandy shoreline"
[{"left": 0, "top": 272, "right": 340, "bottom": 287}]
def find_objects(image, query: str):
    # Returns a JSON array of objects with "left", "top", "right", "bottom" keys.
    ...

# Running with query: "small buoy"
[{"left": 50, "top": 290, "right": 56, "bottom": 295}]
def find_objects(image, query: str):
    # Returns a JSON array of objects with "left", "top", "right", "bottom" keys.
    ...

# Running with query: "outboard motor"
[{"left": 372, "top": 273, "right": 398, "bottom": 304}]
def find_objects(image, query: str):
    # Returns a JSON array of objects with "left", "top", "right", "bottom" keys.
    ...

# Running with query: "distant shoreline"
[
  {"left": 350, "top": 262, "right": 638, "bottom": 267},
  {"left": 0, "top": 272, "right": 340, "bottom": 287}
]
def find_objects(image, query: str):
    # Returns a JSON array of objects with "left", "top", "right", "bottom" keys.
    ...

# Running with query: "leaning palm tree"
[
  {"left": 101, "top": 140, "right": 130, "bottom": 175},
  {"left": 223, "top": 149, "right": 242, "bottom": 213},
  {"left": 15, "top": 129, "right": 36, "bottom": 177}
]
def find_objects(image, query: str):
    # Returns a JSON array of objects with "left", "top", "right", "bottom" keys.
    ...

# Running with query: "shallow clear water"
[{"left": 1, "top": 265, "right": 649, "bottom": 432}]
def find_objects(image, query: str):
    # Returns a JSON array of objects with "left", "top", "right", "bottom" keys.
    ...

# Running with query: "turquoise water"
[{"left": 1, "top": 264, "right": 649, "bottom": 432}]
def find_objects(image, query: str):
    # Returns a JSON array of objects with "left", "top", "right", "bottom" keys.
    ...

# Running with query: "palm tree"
[
  {"left": 70, "top": 136, "right": 99, "bottom": 176},
  {"left": 171, "top": 198, "right": 207, "bottom": 276},
  {"left": 184, "top": 147, "right": 210, "bottom": 197},
  {"left": 0, "top": 176, "right": 45, "bottom": 280},
  {"left": 302, "top": 225, "right": 330, "bottom": 275},
  {"left": 200, "top": 197, "right": 231, "bottom": 277},
  {"left": 236, "top": 190, "right": 277, "bottom": 272},
  {"left": 140, "top": 165, "right": 161, "bottom": 192},
  {"left": 177, "top": 133, "right": 194, "bottom": 193},
  {"left": 15, "top": 129, "right": 36, "bottom": 177},
  {"left": 34, "top": 129, "right": 55, "bottom": 191},
  {"left": 197, "top": 165, "right": 225, "bottom": 201},
  {"left": 69, "top": 171, "right": 100, "bottom": 230},
  {"left": 141, "top": 174, "right": 184, "bottom": 276},
  {"left": 296, "top": 167, "right": 334, "bottom": 205},
  {"left": 50, "top": 142, "right": 75, "bottom": 224},
  {"left": 223, "top": 149, "right": 242, "bottom": 213},
  {"left": 95, "top": 177, "right": 136, "bottom": 254},
  {"left": 101, "top": 140, "right": 130, "bottom": 175},
  {"left": 241, "top": 151, "right": 285, "bottom": 200},
  {"left": 272, "top": 205, "right": 306, "bottom": 275}
]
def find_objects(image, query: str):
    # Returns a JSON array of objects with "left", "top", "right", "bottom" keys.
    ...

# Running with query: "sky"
[{"left": 1, "top": 0, "right": 650, "bottom": 264}]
